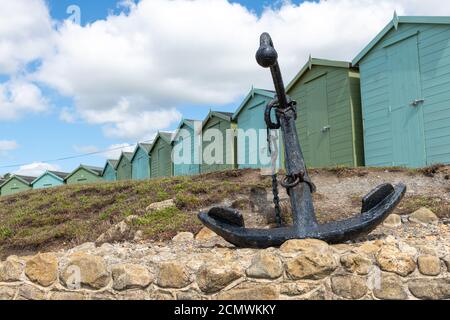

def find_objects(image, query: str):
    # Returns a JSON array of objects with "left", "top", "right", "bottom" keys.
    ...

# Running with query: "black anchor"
[{"left": 198, "top": 33, "right": 406, "bottom": 248}]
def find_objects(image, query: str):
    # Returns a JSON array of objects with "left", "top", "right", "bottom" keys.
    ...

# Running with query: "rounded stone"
[
  {"left": 0, "top": 287, "right": 16, "bottom": 300},
  {"left": 331, "top": 274, "right": 368, "bottom": 299},
  {"left": 0, "top": 256, "right": 24, "bottom": 282},
  {"left": 409, "top": 207, "right": 439, "bottom": 225},
  {"left": 157, "top": 261, "right": 191, "bottom": 289},
  {"left": 197, "top": 264, "right": 241, "bottom": 293},
  {"left": 340, "top": 253, "right": 373, "bottom": 275},
  {"left": 17, "top": 284, "right": 46, "bottom": 300},
  {"left": 443, "top": 256, "right": 450, "bottom": 272},
  {"left": 383, "top": 214, "right": 402, "bottom": 228},
  {"left": 356, "top": 242, "right": 382, "bottom": 256},
  {"left": 376, "top": 245, "right": 416, "bottom": 276},
  {"left": 146, "top": 199, "right": 175, "bottom": 212},
  {"left": 217, "top": 284, "right": 279, "bottom": 300},
  {"left": 373, "top": 273, "right": 408, "bottom": 300},
  {"left": 286, "top": 250, "right": 337, "bottom": 280},
  {"left": 280, "top": 238, "right": 329, "bottom": 253},
  {"left": 408, "top": 278, "right": 450, "bottom": 300},
  {"left": 280, "top": 282, "right": 321, "bottom": 297},
  {"left": 61, "top": 252, "right": 110, "bottom": 290},
  {"left": 195, "top": 227, "right": 217, "bottom": 241},
  {"left": 417, "top": 255, "right": 441, "bottom": 276},
  {"left": 111, "top": 264, "right": 153, "bottom": 291},
  {"left": 246, "top": 251, "right": 283, "bottom": 279},
  {"left": 25, "top": 253, "right": 58, "bottom": 287},
  {"left": 49, "top": 292, "right": 86, "bottom": 300},
  {"left": 172, "top": 232, "right": 194, "bottom": 243}
]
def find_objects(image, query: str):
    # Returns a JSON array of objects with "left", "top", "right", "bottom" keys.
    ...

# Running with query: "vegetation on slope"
[
  {"left": 0, "top": 169, "right": 270, "bottom": 258},
  {"left": 0, "top": 165, "right": 448, "bottom": 259}
]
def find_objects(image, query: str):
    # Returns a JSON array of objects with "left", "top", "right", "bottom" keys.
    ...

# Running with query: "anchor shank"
[
  {"left": 257, "top": 32, "right": 318, "bottom": 230},
  {"left": 278, "top": 106, "right": 318, "bottom": 230},
  {"left": 269, "top": 63, "right": 289, "bottom": 109}
]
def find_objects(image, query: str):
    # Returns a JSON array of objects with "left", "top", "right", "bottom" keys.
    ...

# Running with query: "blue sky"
[
  {"left": 0, "top": 0, "right": 441, "bottom": 176},
  {"left": 0, "top": 0, "right": 306, "bottom": 176}
]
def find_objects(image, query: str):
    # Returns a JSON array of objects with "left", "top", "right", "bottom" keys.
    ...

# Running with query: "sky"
[{"left": 1, "top": 0, "right": 450, "bottom": 177}]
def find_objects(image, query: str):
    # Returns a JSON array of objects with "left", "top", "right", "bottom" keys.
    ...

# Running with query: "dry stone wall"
[{"left": 0, "top": 229, "right": 449, "bottom": 300}]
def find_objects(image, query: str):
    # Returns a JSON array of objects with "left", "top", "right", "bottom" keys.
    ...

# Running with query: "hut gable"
[
  {"left": 116, "top": 152, "right": 133, "bottom": 181},
  {"left": 150, "top": 132, "right": 174, "bottom": 178},
  {"left": 131, "top": 143, "right": 152, "bottom": 180},
  {"left": 286, "top": 57, "right": 364, "bottom": 167},
  {"left": 102, "top": 159, "right": 118, "bottom": 182},
  {"left": 31, "top": 171, "right": 68, "bottom": 189},
  {"left": 65, "top": 165, "right": 103, "bottom": 185},
  {"left": 201, "top": 111, "right": 236, "bottom": 173},
  {"left": 172, "top": 119, "right": 201, "bottom": 176},
  {"left": 232, "top": 88, "right": 278, "bottom": 169},
  {"left": 353, "top": 15, "right": 450, "bottom": 167},
  {"left": 0, "top": 175, "right": 35, "bottom": 196}
]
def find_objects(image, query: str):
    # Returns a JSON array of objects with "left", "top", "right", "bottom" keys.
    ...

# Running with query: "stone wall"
[{"left": 0, "top": 229, "right": 448, "bottom": 300}]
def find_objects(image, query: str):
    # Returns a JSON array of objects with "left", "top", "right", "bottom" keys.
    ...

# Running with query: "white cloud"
[
  {"left": 4, "top": 0, "right": 450, "bottom": 139},
  {"left": 0, "top": 140, "right": 18, "bottom": 152},
  {"left": 14, "top": 162, "right": 61, "bottom": 177},
  {"left": 78, "top": 97, "right": 182, "bottom": 139},
  {"left": 33, "top": 0, "right": 450, "bottom": 140},
  {"left": 59, "top": 107, "right": 78, "bottom": 123},
  {"left": 0, "top": 79, "right": 48, "bottom": 120},
  {"left": 0, "top": 0, "right": 53, "bottom": 75},
  {"left": 0, "top": 140, "right": 19, "bottom": 158}
]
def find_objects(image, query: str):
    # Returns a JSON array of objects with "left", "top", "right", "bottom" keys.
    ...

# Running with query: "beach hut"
[
  {"left": 201, "top": 111, "right": 237, "bottom": 173},
  {"left": 0, "top": 175, "right": 35, "bottom": 196},
  {"left": 116, "top": 152, "right": 133, "bottom": 181},
  {"left": 353, "top": 14, "right": 450, "bottom": 167},
  {"left": 131, "top": 143, "right": 152, "bottom": 180},
  {"left": 65, "top": 165, "right": 103, "bottom": 185},
  {"left": 31, "top": 171, "right": 68, "bottom": 189},
  {"left": 172, "top": 119, "right": 201, "bottom": 176},
  {"left": 286, "top": 57, "right": 364, "bottom": 168},
  {"left": 150, "top": 132, "right": 173, "bottom": 178},
  {"left": 102, "top": 160, "right": 118, "bottom": 182},
  {"left": 232, "top": 88, "right": 281, "bottom": 170}
]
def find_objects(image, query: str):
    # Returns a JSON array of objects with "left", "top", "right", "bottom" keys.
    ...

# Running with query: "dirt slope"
[{"left": 0, "top": 166, "right": 448, "bottom": 259}]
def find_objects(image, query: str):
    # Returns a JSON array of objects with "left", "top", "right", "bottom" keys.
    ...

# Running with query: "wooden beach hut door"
[
  {"left": 306, "top": 75, "right": 331, "bottom": 167},
  {"left": 158, "top": 146, "right": 166, "bottom": 177},
  {"left": 386, "top": 35, "right": 426, "bottom": 167}
]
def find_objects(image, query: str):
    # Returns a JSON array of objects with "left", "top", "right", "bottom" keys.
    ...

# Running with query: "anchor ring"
[{"left": 280, "top": 175, "right": 301, "bottom": 189}]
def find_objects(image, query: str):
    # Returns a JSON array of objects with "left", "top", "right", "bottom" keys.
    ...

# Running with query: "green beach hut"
[
  {"left": 172, "top": 119, "right": 201, "bottom": 176},
  {"left": 150, "top": 132, "right": 173, "bottom": 178},
  {"left": 116, "top": 152, "right": 133, "bottom": 181},
  {"left": 0, "top": 175, "right": 35, "bottom": 196},
  {"left": 201, "top": 111, "right": 237, "bottom": 174},
  {"left": 102, "top": 159, "right": 118, "bottom": 182},
  {"left": 286, "top": 56, "right": 364, "bottom": 168},
  {"left": 353, "top": 14, "right": 450, "bottom": 167},
  {"left": 131, "top": 143, "right": 152, "bottom": 180},
  {"left": 31, "top": 171, "right": 68, "bottom": 189},
  {"left": 65, "top": 165, "right": 103, "bottom": 185},
  {"left": 232, "top": 88, "right": 281, "bottom": 170}
]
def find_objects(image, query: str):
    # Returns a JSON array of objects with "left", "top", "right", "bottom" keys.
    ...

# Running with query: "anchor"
[{"left": 198, "top": 33, "right": 406, "bottom": 248}]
